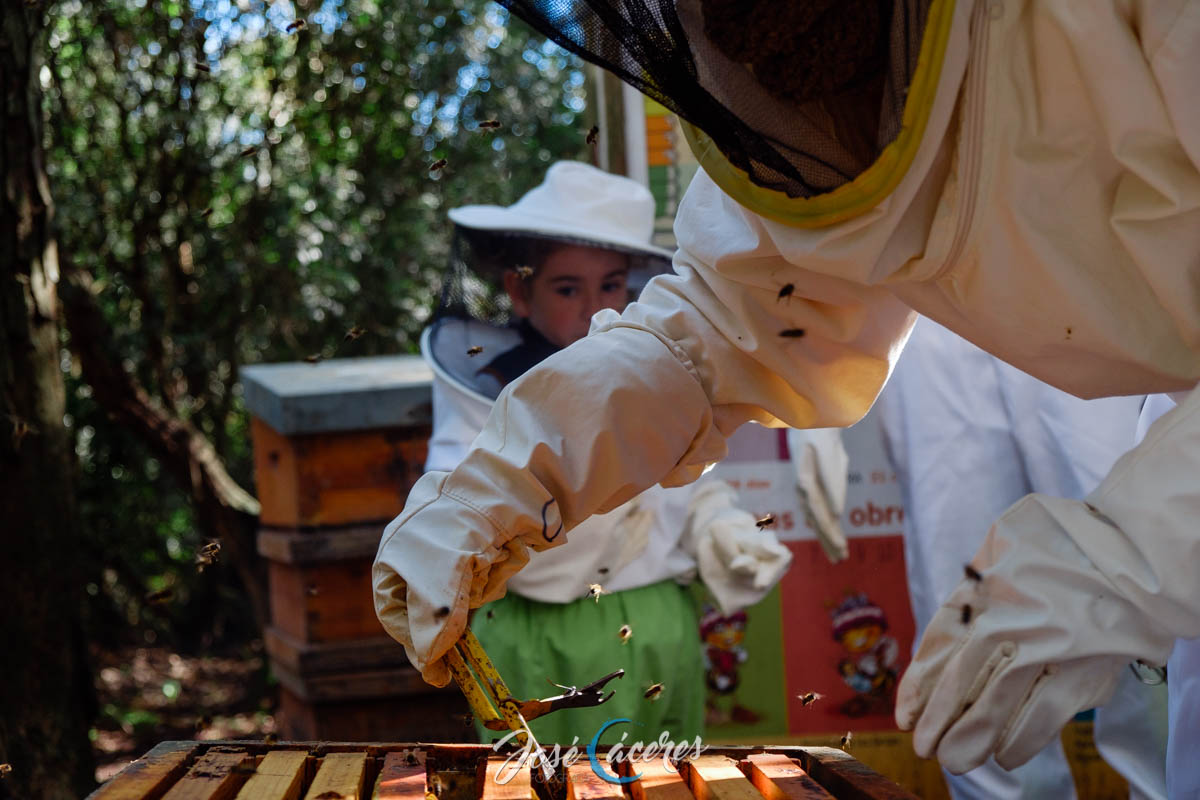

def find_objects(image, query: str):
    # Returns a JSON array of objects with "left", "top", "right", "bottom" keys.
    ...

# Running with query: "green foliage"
[{"left": 45, "top": 0, "right": 590, "bottom": 648}]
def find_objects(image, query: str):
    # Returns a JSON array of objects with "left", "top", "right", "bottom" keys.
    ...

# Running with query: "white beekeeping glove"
[
  {"left": 786, "top": 427, "right": 850, "bottom": 563},
  {"left": 896, "top": 382, "right": 1200, "bottom": 775},
  {"left": 684, "top": 480, "right": 793, "bottom": 614}
]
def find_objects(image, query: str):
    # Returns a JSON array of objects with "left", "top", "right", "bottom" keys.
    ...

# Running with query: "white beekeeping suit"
[{"left": 875, "top": 318, "right": 1166, "bottom": 800}]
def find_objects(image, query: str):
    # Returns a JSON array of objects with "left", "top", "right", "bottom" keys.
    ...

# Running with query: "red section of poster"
[{"left": 780, "top": 537, "right": 915, "bottom": 734}]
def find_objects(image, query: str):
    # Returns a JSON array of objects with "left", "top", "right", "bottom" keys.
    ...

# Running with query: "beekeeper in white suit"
[{"left": 374, "top": 1, "right": 1200, "bottom": 789}]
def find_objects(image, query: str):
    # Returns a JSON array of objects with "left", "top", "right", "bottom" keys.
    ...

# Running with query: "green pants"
[{"left": 471, "top": 580, "right": 705, "bottom": 746}]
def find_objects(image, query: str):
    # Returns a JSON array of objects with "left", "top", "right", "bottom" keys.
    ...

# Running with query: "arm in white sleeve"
[
  {"left": 374, "top": 175, "right": 916, "bottom": 684},
  {"left": 897, "top": 380, "right": 1200, "bottom": 774}
]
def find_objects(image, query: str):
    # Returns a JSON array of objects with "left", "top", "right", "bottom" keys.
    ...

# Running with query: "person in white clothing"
[
  {"left": 418, "top": 161, "right": 793, "bottom": 743},
  {"left": 374, "top": 2, "right": 1200, "bottom": 787},
  {"left": 875, "top": 317, "right": 1167, "bottom": 800}
]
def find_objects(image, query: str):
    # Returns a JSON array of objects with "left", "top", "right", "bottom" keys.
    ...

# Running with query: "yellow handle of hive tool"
[{"left": 447, "top": 629, "right": 530, "bottom": 746}]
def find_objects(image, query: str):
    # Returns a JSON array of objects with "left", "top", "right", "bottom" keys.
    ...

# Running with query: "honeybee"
[
  {"left": 343, "top": 325, "right": 367, "bottom": 342},
  {"left": 304, "top": 353, "right": 322, "bottom": 364},
  {"left": 429, "top": 158, "right": 448, "bottom": 173},
  {"left": 194, "top": 714, "right": 212, "bottom": 732},
  {"left": 797, "top": 691, "right": 824, "bottom": 707},
  {"left": 587, "top": 583, "right": 607, "bottom": 603},
  {"left": 597, "top": 567, "right": 609, "bottom": 575},
  {"left": 514, "top": 265, "right": 534, "bottom": 280},
  {"left": 755, "top": 513, "right": 776, "bottom": 530},
  {"left": 195, "top": 63, "right": 211, "bottom": 74},
  {"left": 776, "top": 283, "right": 795, "bottom": 302},
  {"left": 144, "top": 588, "right": 175, "bottom": 605},
  {"left": 586, "top": 125, "right": 599, "bottom": 145},
  {"left": 618, "top": 624, "right": 632, "bottom": 644},
  {"left": 306, "top": 584, "right": 320, "bottom": 597},
  {"left": 240, "top": 146, "right": 258, "bottom": 159},
  {"left": 486, "top": 608, "right": 495, "bottom": 620},
  {"left": 963, "top": 564, "right": 983, "bottom": 583},
  {"left": 263, "top": 732, "right": 279, "bottom": 745},
  {"left": 8, "top": 415, "right": 35, "bottom": 450},
  {"left": 434, "top": 606, "right": 451, "bottom": 620},
  {"left": 231, "top": 763, "right": 258, "bottom": 776},
  {"left": 961, "top": 604, "right": 973, "bottom": 625},
  {"left": 643, "top": 683, "right": 664, "bottom": 701},
  {"left": 285, "top": 19, "right": 306, "bottom": 32},
  {"left": 466, "top": 346, "right": 484, "bottom": 357},
  {"left": 0, "top": 763, "right": 12, "bottom": 777},
  {"left": 195, "top": 541, "right": 221, "bottom": 571},
  {"left": 478, "top": 120, "right": 501, "bottom": 130},
  {"left": 840, "top": 731, "right": 853, "bottom": 750},
  {"left": 778, "top": 328, "right": 806, "bottom": 338},
  {"left": 199, "top": 207, "right": 214, "bottom": 219}
]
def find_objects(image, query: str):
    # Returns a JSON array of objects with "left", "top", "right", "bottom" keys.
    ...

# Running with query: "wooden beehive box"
[
  {"left": 87, "top": 741, "right": 920, "bottom": 800},
  {"left": 242, "top": 356, "right": 470, "bottom": 741}
]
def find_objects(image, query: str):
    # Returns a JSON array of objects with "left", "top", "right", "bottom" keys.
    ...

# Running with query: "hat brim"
[{"left": 448, "top": 204, "right": 675, "bottom": 262}]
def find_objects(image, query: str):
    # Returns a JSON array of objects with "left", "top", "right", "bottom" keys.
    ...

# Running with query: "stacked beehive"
[{"left": 243, "top": 356, "right": 469, "bottom": 741}]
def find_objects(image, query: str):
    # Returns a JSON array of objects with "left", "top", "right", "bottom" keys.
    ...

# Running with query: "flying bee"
[
  {"left": 144, "top": 588, "right": 175, "bottom": 606},
  {"left": 304, "top": 353, "right": 322, "bottom": 364},
  {"left": 194, "top": 714, "right": 212, "bottom": 732},
  {"left": 466, "top": 345, "right": 484, "bottom": 357},
  {"left": 961, "top": 604, "right": 973, "bottom": 625},
  {"left": 797, "top": 691, "right": 824, "bottom": 707},
  {"left": 779, "top": 328, "right": 806, "bottom": 338},
  {"left": 514, "top": 265, "right": 534, "bottom": 280},
  {"left": 199, "top": 207, "right": 214, "bottom": 219},
  {"left": 777, "top": 283, "right": 795, "bottom": 302},
  {"left": 194, "top": 63, "right": 211, "bottom": 74},
  {"left": 618, "top": 624, "right": 632, "bottom": 644},
  {"left": 587, "top": 583, "right": 607, "bottom": 603},
  {"left": 755, "top": 513, "right": 776, "bottom": 530},
  {"left": 478, "top": 119, "right": 501, "bottom": 130},
  {"left": 586, "top": 125, "right": 599, "bottom": 145},
  {"left": 597, "top": 567, "right": 609, "bottom": 575},
  {"left": 8, "top": 415, "right": 35, "bottom": 450},
  {"left": 434, "top": 606, "right": 451, "bottom": 620},
  {"left": 840, "top": 731, "right": 853, "bottom": 750},
  {"left": 240, "top": 146, "right": 258, "bottom": 158},
  {"left": 643, "top": 683, "right": 664, "bottom": 701},
  {"left": 429, "top": 158, "right": 448, "bottom": 173},
  {"left": 486, "top": 608, "right": 495, "bottom": 620},
  {"left": 198, "top": 541, "right": 221, "bottom": 560},
  {"left": 263, "top": 732, "right": 279, "bottom": 745},
  {"left": 285, "top": 19, "right": 306, "bottom": 32},
  {"left": 0, "top": 763, "right": 12, "bottom": 777},
  {"left": 343, "top": 325, "right": 367, "bottom": 342},
  {"left": 306, "top": 584, "right": 320, "bottom": 597},
  {"left": 963, "top": 564, "right": 983, "bottom": 583}
]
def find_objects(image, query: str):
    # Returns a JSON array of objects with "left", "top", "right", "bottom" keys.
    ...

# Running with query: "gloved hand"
[
  {"left": 786, "top": 427, "right": 849, "bottom": 563},
  {"left": 685, "top": 480, "right": 793, "bottom": 613},
  {"left": 896, "top": 382, "right": 1200, "bottom": 774}
]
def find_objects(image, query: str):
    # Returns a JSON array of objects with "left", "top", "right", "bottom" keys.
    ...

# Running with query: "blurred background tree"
[{"left": 43, "top": 0, "right": 590, "bottom": 656}]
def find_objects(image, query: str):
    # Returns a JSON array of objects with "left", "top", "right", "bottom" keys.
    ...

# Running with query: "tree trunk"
[{"left": 0, "top": 4, "right": 97, "bottom": 798}]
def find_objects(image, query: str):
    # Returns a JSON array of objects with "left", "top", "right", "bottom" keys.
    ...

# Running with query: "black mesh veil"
[{"left": 497, "top": 0, "right": 932, "bottom": 199}]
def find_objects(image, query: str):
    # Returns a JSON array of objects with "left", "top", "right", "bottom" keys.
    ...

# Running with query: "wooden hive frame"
[{"left": 86, "top": 741, "right": 920, "bottom": 800}]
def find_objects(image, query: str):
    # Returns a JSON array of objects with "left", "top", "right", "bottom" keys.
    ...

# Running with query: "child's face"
[{"left": 505, "top": 244, "right": 630, "bottom": 348}]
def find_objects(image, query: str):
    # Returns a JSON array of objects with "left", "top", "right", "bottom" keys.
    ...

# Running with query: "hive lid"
[{"left": 241, "top": 355, "right": 433, "bottom": 435}]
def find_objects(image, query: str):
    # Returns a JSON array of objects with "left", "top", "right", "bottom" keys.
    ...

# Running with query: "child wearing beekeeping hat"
[
  {"left": 410, "top": 160, "right": 791, "bottom": 744},
  {"left": 378, "top": 3, "right": 1200, "bottom": 787}
]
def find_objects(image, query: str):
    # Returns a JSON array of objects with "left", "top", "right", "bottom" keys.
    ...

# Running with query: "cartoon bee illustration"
[
  {"left": 779, "top": 328, "right": 806, "bottom": 338},
  {"left": 776, "top": 283, "right": 795, "bottom": 302},
  {"left": 285, "top": 19, "right": 306, "bottom": 33},
  {"left": 618, "top": 624, "right": 632, "bottom": 644},
  {"left": 586, "top": 125, "right": 600, "bottom": 145},
  {"left": 587, "top": 583, "right": 607, "bottom": 603},
  {"left": 643, "top": 683, "right": 664, "bottom": 701},
  {"left": 755, "top": 513, "right": 776, "bottom": 530},
  {"left": 429, "top": 158, "right": 448, "bottom": 173},
  {"left": 466, "top": 345, "right": 484, "bottom": 357},
  {"left": 797, "top": 691, "right": 825, "bottom": 707}
]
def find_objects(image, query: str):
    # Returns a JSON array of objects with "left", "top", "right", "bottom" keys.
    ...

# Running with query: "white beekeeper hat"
[{"left": 448, "top": 160, "right": 674, "bottom": 262}]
